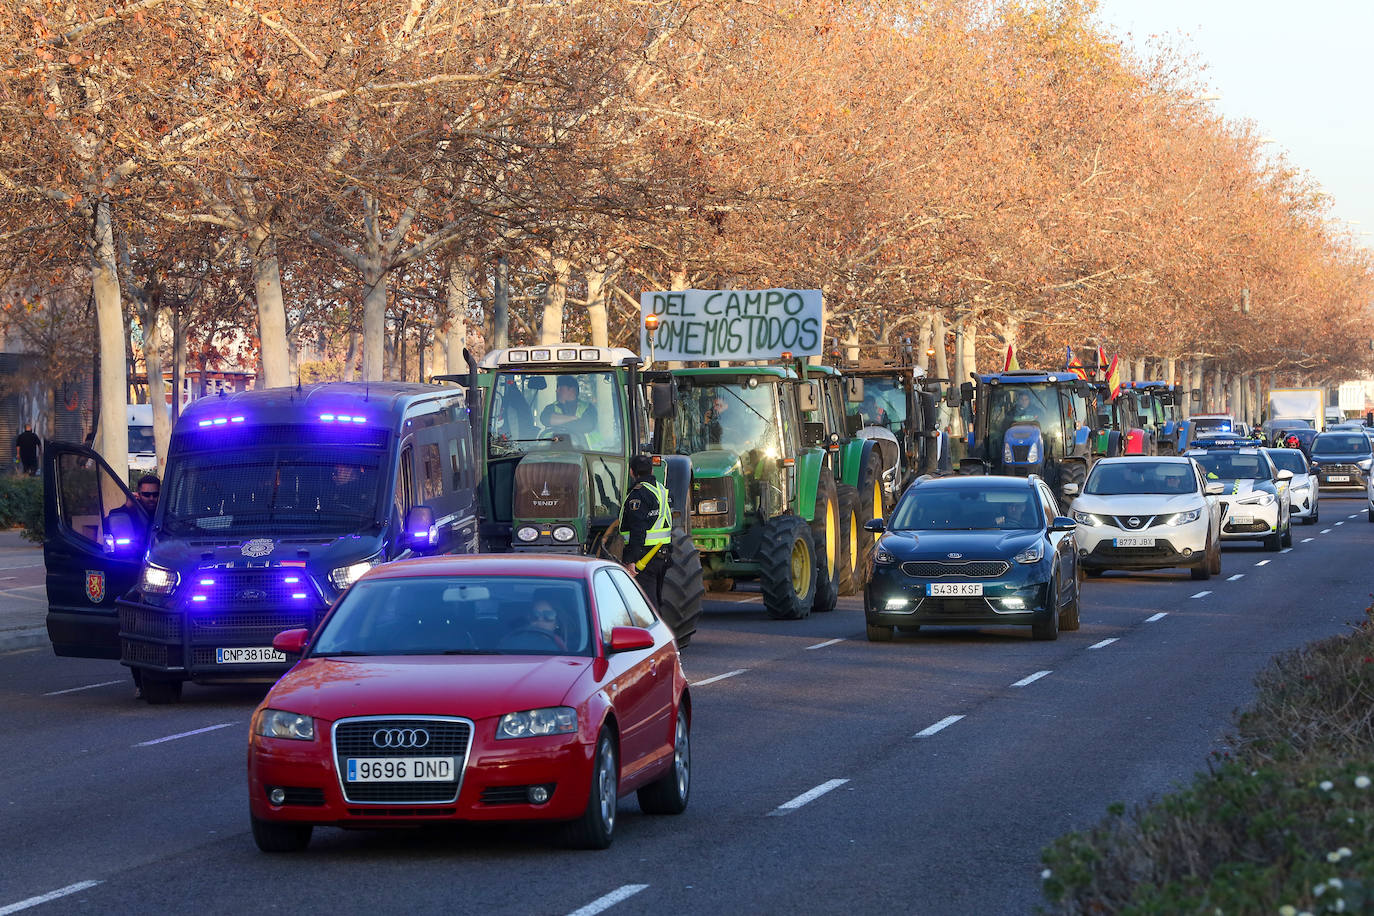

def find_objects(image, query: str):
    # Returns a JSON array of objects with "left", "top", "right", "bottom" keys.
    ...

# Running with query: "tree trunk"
[
  {"left": 91, "top": 199, "right": 129, "bottom": 482},
  {"left": 842, "top": 321, "right": 860, "bottom": 364},
  {"left": 343, "top": 330, "right": 358, "bottom": 382},
  {"left": 145, "top": 305, "right": 171, "bottom": 477},
  {"left": 445, "top": 264, "right": 469, "bottom": 373},
  {"left": 540, "top": 252, "right": 571, "bottom": 345},
  {"left": 585, "top": 266, "right": 609, "bottom": 348},
  {"left": 361, "top": 261, "right": 388, "bottom": 381},
  {"left": 917, "top": 314, "right": 933, "bottom": 373},
  {"left": 933, "top": 311, "right": 949, "bottom": 380},
  {"left": 171, "top": 305, "right": 184, "bottom": 421},
  {"left": 492, "top": 256, "right": 511, "bottom": 349},
  {"left": 248, "top": 230, "right": 291, "bottom": 390},
  {"left": 1164, "top": 357, "right": 1176, "bottom": 387}
]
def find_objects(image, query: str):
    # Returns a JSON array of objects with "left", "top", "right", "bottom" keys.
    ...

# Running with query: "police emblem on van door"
[
  {"left": 241, "top": 538, "right": 275, "bottom": 558},
  {"left": 85, "top": 570, "right": 105, "bottom": 603},
  {"left": 532, "top": 482, "right": 559, "bottom": 510}
]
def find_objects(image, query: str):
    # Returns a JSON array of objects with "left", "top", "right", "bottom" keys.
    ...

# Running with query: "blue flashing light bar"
[
  {"left": 191, "top": 595, "right": 207, "bottom": 602},
  {"left": 283, "top": 577, "right": 300, "bottom": 584},
  {"left": 291, "top": 593, "right": 308, "bottom": 600},
  {"left": 319, "top": 413, "right": 367, "bottom": 424},
  {"left": 199, "top": 578, "right": 215, "bottom": 586}
]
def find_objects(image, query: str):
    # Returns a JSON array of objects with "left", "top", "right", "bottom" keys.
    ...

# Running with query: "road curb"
[{"left": 0, "top": 626, "right": 48, "bottom": 652}]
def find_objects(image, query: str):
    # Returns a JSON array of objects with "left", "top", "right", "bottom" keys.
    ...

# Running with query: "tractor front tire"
[
  {"left": 758, "top": 515, "right": 817, "bottom": 620},
  {"left": 658, "top": 527, "right": 706, "bottom": 648}
]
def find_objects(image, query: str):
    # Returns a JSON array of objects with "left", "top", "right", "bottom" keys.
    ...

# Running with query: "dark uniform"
[{"left": 620, "top": 461, "right": 673, "bottom": 610}]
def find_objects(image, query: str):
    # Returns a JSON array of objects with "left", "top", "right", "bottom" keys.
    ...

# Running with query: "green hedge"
[
  {"left": 0, "top": 475, "right": 42, "bottom": 542},
  {"left": 1042, "top": 608, "right": 1374, "bottom": 914}
]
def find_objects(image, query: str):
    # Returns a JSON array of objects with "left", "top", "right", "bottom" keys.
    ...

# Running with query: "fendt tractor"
[
  {"left": 1124, "top": 381, "right": 1185, "bottom": 454},
  {"left": 655, "top": 365, "right": 838, "bottom": 620},
  {"left": 469, "top": 345, "right": 707, "bottom": 645},
  {"left": 957, "top": 370, "right": 1111, "bottom": 501},
  {"left": 1095, "top": 383, "right": 1155, "bottom": 456}
]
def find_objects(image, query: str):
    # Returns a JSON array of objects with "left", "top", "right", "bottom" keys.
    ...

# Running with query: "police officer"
[{"left": 620, "top": 454, "right": 673, "bottom": 609}]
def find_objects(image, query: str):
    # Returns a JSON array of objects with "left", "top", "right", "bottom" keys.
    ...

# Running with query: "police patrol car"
[{"left": 1184, "top": 440, "right": 1293, "bottom": 551}]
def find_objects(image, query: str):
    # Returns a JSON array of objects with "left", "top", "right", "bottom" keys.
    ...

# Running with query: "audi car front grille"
[
  {"left": 333, "top": 716, "right": 473, "bottom": 805},
  {"left": 901, "top": 560, "right": 1010, "bottom": 578}
]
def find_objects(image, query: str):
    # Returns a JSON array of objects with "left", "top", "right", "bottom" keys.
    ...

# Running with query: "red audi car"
[{"left": 246, "top": 555, "right": 690, "bottom": 851}]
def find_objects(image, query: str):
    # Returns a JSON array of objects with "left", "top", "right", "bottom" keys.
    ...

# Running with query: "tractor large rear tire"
[
  {"left": 836, "top": 484, "right": 861, "bottom": 595},
  {"left": 810, "top": 477, "right": 840, "bottom": 613},
  {"left": 758, "top": 515, "right": 817, "bottom": 620},
  {"left": 854, "top": 454, "right": 885, "bottom": 590},
  {"left": 659, "top": 528, "right": 706, "bottom": 648},
  {"left": 1058, "top": 460, "right": 1088, "bottom": 508}
]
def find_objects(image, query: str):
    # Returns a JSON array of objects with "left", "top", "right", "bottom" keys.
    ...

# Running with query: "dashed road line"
[
  {"left": 1255, "top": 560, "right": 1270, "bottom": 567},
  {"left": 1145, "top": 612, "right": 1167, "bottom": 622},
  {"left": 1335, "top": 521, "right": 1345, "bottom": 526},
  {"left": 914, "top": 715, "right": 964, "bottom": 738},
  {"left": 1088, "top": 638, "right": 1118, "bottom": 650},
  {"left": 690, "top": 669, "right": 747, "bottom": 687},
  {"left": 1281, "top": 548, "right": 1292, "bottom": 554},
  {"left": 134, "top": 722, "right": 235, "bottom": 747},
  {"left": 567, "top": 885, "right": 650, "bottom": 916},
  {"left": 1227, "top": 574, "right": 1244, "bottom": 581},
  {"left": 0, "top": 881, "right": 101, "bottom": 915},
  {"left": 1349, "top": 514, "right": 1359, "bottom": 519},
  {"left": 1302, "top": 538, "right": 1315, "bottom": 543},
  {"left": 43, "top": 679, "right": 123, "bottom": 697},
  {"left": 769, "top": 778, "right": 850, "bottom": 816},
  {"left": 1321, "top": 528, "right": 1333, "bottom": 534},
  {"left": 1011, "top": 670, "right": 1052, "bottom": 687},
  {"left": 806, "top": 638, "right": 844, "bottom": 650},
  {"left": 1191, "top": 590, "right": 1212, "bottom": 599}
]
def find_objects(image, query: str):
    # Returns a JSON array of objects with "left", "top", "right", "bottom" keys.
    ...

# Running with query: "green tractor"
[
  {"left": 654, "top": 366, "right": 838, "bottom": 619},
  {"left": 471, "top": 345, "right": 706, "bottom": 645}
]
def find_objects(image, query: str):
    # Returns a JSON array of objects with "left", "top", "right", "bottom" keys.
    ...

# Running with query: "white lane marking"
[
  {"left": 1145, "top": 612, "right": 1167, "bottom": 622},
  {"left": 1227, "top": 574, "right": 1244, "bottom": 581},
  {"left": 135, "top": 722, "right": 235, "bottom": 747},
  {"left": 1281, "top": 548, "right": 1292, "bottom": 554},
  {"left": 1302, "top": 538, "right": 1314, "bottom": 543},
  {"left": 566, "top": 885, "right": 650, "bottom": 916},
  {"left": 769, "top": 778, "right": 850, "bottom": 815},
  {"left": 806, "top": 638, "right": 844, "bottom": 650},
  {"left": 914, "top": 715, "right": 964, "bottom": 737},
  {"left": 1088, "top": 638, "right": 1118, "bottom": 650},
  {"left": 1011, "top": 670, "right": 1052, "bottom": 687},
  {"left": 1335, "top": 521, "right": 1345, "bottom": 526},
  {"left": 1191, "top": 591, "right": 1212, "bottom": 599},
  {"left": 0, "top": 881, "right": 102, "bottom": 915},
  {"left": 1350, "top": 514, "right": 1360, "bottom": 519},
  {"left": 689, "top": 669, "right": 746, "bottom": 687},
  {"left": 0, "top": 647, "right": 41, "bottom": 658},
  {"left": 43, "top": 679, "right": 123, "bottom": 697},
  {"left": 1321, "top": 528, "right": 1333, "bottom": 534},
  {"left": 0, "top": 576, "right": 14, "bottom": 581},
  {"left": 0, "top": 562, "right": 44, "bottom": 571},
  {"left": 1254, "top": 560, "right": 1270, "bottom": 567}
]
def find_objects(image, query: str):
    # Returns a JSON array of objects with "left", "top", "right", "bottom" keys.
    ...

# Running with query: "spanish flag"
[
  {"left": 1065, "top": 346, "right": 1088, "bottom": 380},
  {"left": 1106, "top": 354, "right": 1122, "bottom": 400},
  {"left": 1097, "top": 345, "right": 1108, "bottom": 381},
  {"left": 1003, "top": 344, "right": 1019, "bottom": 372}
]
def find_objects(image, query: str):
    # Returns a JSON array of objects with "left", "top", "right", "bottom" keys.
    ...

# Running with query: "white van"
[{"left": 126, "top": 403, "right": 168, "bottom": 472}]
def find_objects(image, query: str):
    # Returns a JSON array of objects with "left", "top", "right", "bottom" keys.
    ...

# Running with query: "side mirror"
[
  {"left": 959, "top": 381, "right": 975, "bottom": 404},
  {"left": 650, "top": 380, "right": 676, "bottom": 419},
  {"left": 1276, "top": 469, "right": 1293, "bottom": 482},
  {"left": 798, "top": 380, "right": 821, "bottom": 413},
  {"left": 802, "top": 421, "right": 827, "bottom": 448},
  {"left": 945, "top": 387, "right": 960, "bottom": 408},
  {"left": 607, "top": 625, "right": 655, "bottom": 653},
  {"left": 1204, "top": 481, "right": 1225, "bottom": 496},
  {"left": 403, "top": 505, "right": 437, "bottom": 551},
  {"left": 863, "top": 518, "right": 885, "bottom": 533},
  {"left": 272, "top": 628, "right": 310, "bottom": 656},
  {"left": 846, "top": 413, "right": 864, "bottom": 436},
  {"left": 1050, "top": 516, "right": 1077, "bottom": 532},
  {"left": 1190, "top": 389, "right": 1202, "bottom": 403},
  {"left": 103, "top": 510, "right": 141, "bottom": 554},
  {"left": 1061, "top": 482, "right": 1080, "bottom": 497},
  {"left": 845, "top": 377, "right": 864, "bottom": 403}
]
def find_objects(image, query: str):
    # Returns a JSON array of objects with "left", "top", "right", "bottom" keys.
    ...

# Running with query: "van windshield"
[
  {"left": 128, "top": 426, "right": 155, "bottom": 454},
  {"left": 161, "top": 445, "right": 385, "bottom": 536}
]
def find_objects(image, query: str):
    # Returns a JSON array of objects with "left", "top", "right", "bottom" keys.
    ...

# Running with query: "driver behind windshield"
[{"left": 540, "top": 375, "right": 598, "bottom": 438}]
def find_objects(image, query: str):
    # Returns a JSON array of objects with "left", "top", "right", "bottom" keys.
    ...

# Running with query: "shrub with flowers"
[{"left": 1041, "top": 605, "right": 1374, "bottom": 914}]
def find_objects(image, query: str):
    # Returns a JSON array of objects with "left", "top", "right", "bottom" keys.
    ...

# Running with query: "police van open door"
[{"left": 44, "top": 443, "right": 147, "bottom": 659}]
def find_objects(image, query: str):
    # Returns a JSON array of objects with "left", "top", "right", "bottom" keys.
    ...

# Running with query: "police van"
[{"left": 43, "top": 382, "right": 480, "bottom": 703}]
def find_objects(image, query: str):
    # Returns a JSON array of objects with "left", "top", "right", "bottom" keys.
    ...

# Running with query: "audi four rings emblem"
[{"left": 373, "top": 728, "right": 430, "bottom": 749}]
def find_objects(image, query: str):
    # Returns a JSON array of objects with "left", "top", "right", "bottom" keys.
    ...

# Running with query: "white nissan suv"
[{"left": 1066, "top": 456, "right": 1224, "bottom": 581}]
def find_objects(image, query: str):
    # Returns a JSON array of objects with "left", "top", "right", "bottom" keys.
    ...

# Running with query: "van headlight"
[
  {"left": 329, "top": 555, "right": 380, "bottom": 590},
  {"left": 140, "top": 562, "right": 179, "bottom": 595}
]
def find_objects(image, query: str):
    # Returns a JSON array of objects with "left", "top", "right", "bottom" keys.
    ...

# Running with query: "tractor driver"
[{"left": 540, "top": 375, "right": 598, "bottom": 442}]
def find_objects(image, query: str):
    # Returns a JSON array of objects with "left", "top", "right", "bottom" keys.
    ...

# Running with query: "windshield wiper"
[{"left": 441, "top": 649, "right": 484, "bottom": 655}]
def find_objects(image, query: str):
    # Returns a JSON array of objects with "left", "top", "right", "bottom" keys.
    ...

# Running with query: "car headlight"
[
  {"left": 1164, "top": 508, "right": 1202, "bottom": 526},
  {"left": 254, "top": 708, "right": 315, "bottom": 741},
  {"left": 552, "top": 525, "right": 577, "bottom": 543},
  {"left": 496, "top": 707, "right": 577, "bottom": 740},
  {"left": 874, "top": 548, "right": 897, "bottom": 565},
  {"left": 697, "top": 499, "right": 729, "bottom": 515},
  {"left": 140, "top": 562, "right": 178, "bottom": 595},
  {"left": 516, "top": 525, "right": 540, "bottom": 543},
  {"left": 328, "top": 555, "right": 380, "bottom": 590},
  {"left": 1359, "top": 458, "right": 1372, "bottom": 471},
  {"left": 1071, "top": 509, "right": 1098, "bottom": 526},
  {"left": 1237, "top": 493, "right": 1275, "bottom": 507},
  {"left": 1013, "top": 543, "right": 1044, "bottom": 565}
]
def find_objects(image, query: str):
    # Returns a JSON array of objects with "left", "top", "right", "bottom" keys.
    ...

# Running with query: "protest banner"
[{"left": 638, "top": 289, "right": 824, "bottom": 363}]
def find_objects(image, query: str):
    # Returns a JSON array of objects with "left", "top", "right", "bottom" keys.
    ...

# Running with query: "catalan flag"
[
  {"left": 1106, "top": 354, "right": 1122, "bottom": 400},
  {"left": 1065, "top": 346, "right": 1088, "bottom": 380}
]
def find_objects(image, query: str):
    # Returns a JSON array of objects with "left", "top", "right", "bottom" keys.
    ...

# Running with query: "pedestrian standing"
[
  {"left": 14, "top": 424, "right": 41, "bottom": 476},
  {"left": 619, "top": 454, "right": 674, "bottom": 610}
]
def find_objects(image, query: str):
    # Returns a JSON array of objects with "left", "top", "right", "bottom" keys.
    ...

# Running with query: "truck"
[
  {"left": 1266, "top": 387, "right": 1326, "bottom": 434},
  {"left": 1338, "top": 381, "right": 1365, "bottom": 419}
]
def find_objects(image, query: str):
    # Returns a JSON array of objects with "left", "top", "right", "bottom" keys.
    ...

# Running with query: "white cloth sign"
[{"left": 639, "top": 289, "right": 824, "bottom": 362}]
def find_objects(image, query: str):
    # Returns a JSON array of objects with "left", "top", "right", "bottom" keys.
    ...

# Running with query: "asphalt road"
[{"left": 2, "top": 495, "right": 1370, "bottom": 915}]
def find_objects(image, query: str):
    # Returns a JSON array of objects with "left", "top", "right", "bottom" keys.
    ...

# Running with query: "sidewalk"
[{"left": 0, "top": 528, "right": 48, "bottom": 652}]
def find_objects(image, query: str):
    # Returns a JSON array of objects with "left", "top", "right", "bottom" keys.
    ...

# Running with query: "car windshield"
[
  {"left": 1312, "top": 434, "right": 1371, "bottom": 456},
  {"left": 889, "top": 486, "right": 1043, "bottom": 531},
  {"left": 488, "top": 371, "right": 625, "bottom": 456},
  {"left": 846, "top": 377, "right": 908, "bottom": 435},
  {"left": 128, "top": 425, "right": 155, "bottom": 454},
  {"left": 162, "top": 445, "right": 384, "bottom": 535},
  {"left": 1192, "top": 418, "right": 1231, "bottom": 435},
  {"left": 310, "top": 575, "right": 593, "bottom": 657},
  {"left": 1193, "top": 452, "right": 1268, "bottom": 481},
  {"left": 1265, "top": 449, "right": 1309, "bottom": 474},
  {"left": 666, "top": 379, "right": 781, "bottom": 458},
  {"left": 1085, "top": 462, "right": 1198, "bottom": 496}
]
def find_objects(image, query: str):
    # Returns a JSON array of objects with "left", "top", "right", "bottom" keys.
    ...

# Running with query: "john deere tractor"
[
  {"left": 471, "top": 345, "right": 706, "bottom": 644},
  {"left": 655, "top": 366, "right": 838, "bottom": 619},
  {"left": 958, "top": 370, "right": 1107, "bottom": 502}
]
